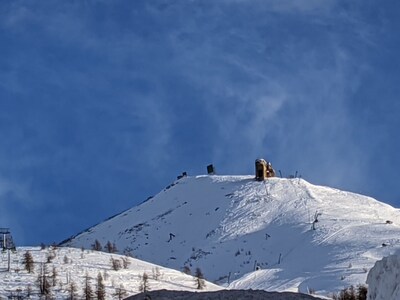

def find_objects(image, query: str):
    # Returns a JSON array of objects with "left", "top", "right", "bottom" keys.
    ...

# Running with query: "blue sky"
[{"left": 1, "top": 0, "right": 399, "bottom": 246}]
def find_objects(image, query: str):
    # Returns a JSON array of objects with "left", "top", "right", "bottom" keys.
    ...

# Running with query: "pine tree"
[
  {"left": 122, "top": 256, "right": 131, "bottom": 269},
  {"left": 91, "top": 239, "right": 102, "bottom": 251},
  {"left": 51, "top": 265, "right": 58, "bottom": 287},
  {"left": 105, "top": 240, "right": 118, "bottom": 253},
  {"left": 194, "top": 267, "right": 205, "bottom": 290},
  {"left": 83, "top": 273, "right": 94, "bottom": 300},
  {"left": 105, "top": 241, "right": 113, "bottom": 253},
  {"left": 112, "top": 242, "right": 118, "bottom": 253},
  {"left": 67, "top": 281, "right": 78, "bottom": 300},
  {"left": 110, "top": 257, "right": 122, "bottom": 271},
  {"left": 114, "top": 284, "right": 127, "bottom": 300},
  {"left": 332, "top": 284, "right": 368, "bottom": 300},
  {"left": 96, "top": 272, "right": 106, "bottom": 300},
  {"left": 182, "top": 266, "right": 191, "bottom": 275},
  {"left": 37, "top": 263, "right": 51, "bottom": 296},
  {"left": 139, "top": 272, "right": 150, "bottom": 293},
  {"left": 22, "top": 251, "right": 35, "bottom": 273},
  {"left": 358, "top": 285, "right": 368, "bottom": 300}
]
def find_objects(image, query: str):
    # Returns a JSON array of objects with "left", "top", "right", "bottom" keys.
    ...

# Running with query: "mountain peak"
[{"left": 62, "top": 175, "right": 400, "bottom": 297}]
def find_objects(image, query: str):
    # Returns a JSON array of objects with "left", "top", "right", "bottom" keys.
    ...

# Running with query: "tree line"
[{"left": 18, "top": 248, "right": 206, "bottom": 299}]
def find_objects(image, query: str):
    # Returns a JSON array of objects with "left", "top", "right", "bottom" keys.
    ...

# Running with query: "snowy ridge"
[
  {"left": 366, "top": 250, "right": 400, "bottom": 300},
  {"left": 0, "top": 247, "right": 221, "bottom": 299},
  {"left": 62, "top": 176, "right": 400, "bottom": 297}
]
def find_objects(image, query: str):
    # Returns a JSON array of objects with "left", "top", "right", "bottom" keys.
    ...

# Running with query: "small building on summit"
[
  {"left": 255, "top": 159, "right": 275, "bottom": 181},
  {"left": 207, "top": 164, "right": 215, "bottom": 175}
]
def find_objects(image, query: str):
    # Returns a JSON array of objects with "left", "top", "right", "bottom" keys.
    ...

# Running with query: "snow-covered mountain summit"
[{"left": 62, "top": 175, "right": 400, "bottom": 297}]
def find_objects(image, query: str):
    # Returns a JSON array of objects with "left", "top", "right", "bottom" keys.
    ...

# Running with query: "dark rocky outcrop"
[{"left": 125, "top": 289, "right": 318, "bottom": 300}]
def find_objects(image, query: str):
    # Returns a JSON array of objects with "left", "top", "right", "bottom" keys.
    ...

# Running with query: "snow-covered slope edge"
[
  {"left": 62, "top": 176, "right": 400, "bottom": 297},
  {"left": 366, "top": 251, "right": 400, "bottom": 300},
  {"left": 0, "top": 247, "right": 221, "bottom": 299}
]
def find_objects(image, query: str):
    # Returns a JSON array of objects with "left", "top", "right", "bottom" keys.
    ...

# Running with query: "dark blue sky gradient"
[{"left": 1, "top": 0, "right": 400, "bottom": 245}]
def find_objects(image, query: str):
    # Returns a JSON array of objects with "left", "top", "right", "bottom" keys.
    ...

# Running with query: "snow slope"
[
  {"left": 62, "top": 175, "right": 400, "bottom": 298},
  {"left": 0, "top": 246, "right": 221, "bottom": 299},
  {"left": 366, "top": 250, "right": 400, "bottom": 300}
]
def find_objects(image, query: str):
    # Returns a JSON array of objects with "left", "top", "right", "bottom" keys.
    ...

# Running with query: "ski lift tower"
[{"left": 0, "top": 228, "right": 15, "bottom": 272}]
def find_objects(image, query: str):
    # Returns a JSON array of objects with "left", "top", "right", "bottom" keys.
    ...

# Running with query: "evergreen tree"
[
  {"left": 22, "top": 251, "right": 35, "bottom": 273},
  {"left": 83, "top": 273, "right": 94, "bottom": 300},
  {"left": 105, "top": 240, "right": 118, "bottom": 253},
  {"left": 112, "top": 242, "right": 118, "bottom": 253},
  {"left": 96, "top": 272, "right": 106, "bottom": 300},
  {"left": 139, "top": 272, "right": 150, "bottom": 293},
  {"left": 67, "top": 281, "right": 78, "bottom": 300},
  {"left": 122, "top": 256, "right": 131, "bottom": 269},
  {"left": 182, "top": 266, "right": 191, "bottom": 275},
  {"left": 105, "top": 241, "right": 113, "bottom": 253},
  {"left": 332, "top": 285, "right": 368, "bottom": 300},
  {"left": 113, "top": 284, "right": 127, "bottom": 300},
  {"left": 358, "top": 285, "right": 367, "bottom": 300},
  {"left": 37, "top": 263, "right": 51, "bottom": 296},
  {"left": 110, "top": 257, "right": 122, "bottom": 271},
  {"left": 91, "top": 239, "right": 102, "bottom": 251},
  {"left": 194, "top": 267, "right": 205, "bottom": 290},
  {"left": 51, "top": 265, "right": 58, "bottom": 287}
]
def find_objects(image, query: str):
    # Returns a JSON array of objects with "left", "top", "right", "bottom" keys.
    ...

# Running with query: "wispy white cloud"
[
  {"left": 0, "top": 0, "right": 395, "bottom": 245},
  {"left": 155, "top": 1, "right": 375, "bottom": 191}
]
